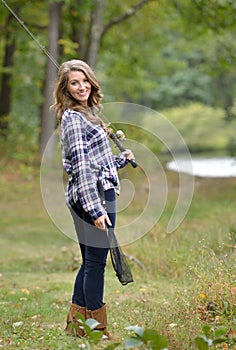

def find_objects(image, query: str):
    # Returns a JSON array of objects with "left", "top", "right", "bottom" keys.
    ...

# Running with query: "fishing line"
[{"left": 1, "top": 0, "right": 60, "bottom": 69}]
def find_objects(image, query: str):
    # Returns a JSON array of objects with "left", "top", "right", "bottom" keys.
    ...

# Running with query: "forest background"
[{"left": 0, "top": 0, "right": 236, "bottom": 160}]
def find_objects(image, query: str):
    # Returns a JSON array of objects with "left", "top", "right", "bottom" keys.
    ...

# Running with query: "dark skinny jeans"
[{"left": 70, "top": 189, "right": 116, "bottom": 311}]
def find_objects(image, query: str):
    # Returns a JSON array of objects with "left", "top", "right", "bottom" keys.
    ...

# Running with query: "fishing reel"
[
  {"left": 109, "top": 129, "right": 137, "bottom": 168},
  {"left": 113, "top": 130, "right": 126, "bottom": 142}
]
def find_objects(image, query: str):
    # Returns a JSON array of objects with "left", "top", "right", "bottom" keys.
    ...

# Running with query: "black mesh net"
[
  {"left": 97, "top": 180, "right": 133, "bottom": 285},
  {"left": 108, "top": 229, "right": 134, "bottom": 285}
]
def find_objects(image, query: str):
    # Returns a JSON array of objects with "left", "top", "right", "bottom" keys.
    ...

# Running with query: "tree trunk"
[
  {"left": 0, "top": 13, "right": 16, "bottom": 138},
  {"left": 72, "top": 0, "right": 87, "bottom": 60},
  {"left": 85, "top": 0, "right": 105, "bottom": 69},
  {"left": 84, "top": 0, "right": 150, "bottom": 68},
  {"left": 40, "top": 2, "right": 61, "bottom": 159}
]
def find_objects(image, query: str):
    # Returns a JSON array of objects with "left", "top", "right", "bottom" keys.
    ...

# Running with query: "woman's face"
[{"left": 67, "top": 70, "right": 91, "bottom": 106}]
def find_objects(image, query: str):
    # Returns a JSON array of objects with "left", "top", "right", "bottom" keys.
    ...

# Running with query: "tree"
[
  {"left": 0, "top": 9, "right": 18, "bottom": 137},
  {"left": 40, "top": 1, "right": 62, "bottom": 159},
  {"left": 0, "top": 0, "right": 48, "bottom": 142},
  {"left": 169, "top": 0, "right": 236, "bottom": 119},
  {"left": 99, "top": 0, "right": 236, "bottom": 114},
  {"left": 61, "top": 0, "right": 151, "bottom": 68},
  {"left": 2, "top": 0, "right": 236, "bottom": 161},
  {"left": 39, "top": 0, "right": 152, "bottom": 158}
]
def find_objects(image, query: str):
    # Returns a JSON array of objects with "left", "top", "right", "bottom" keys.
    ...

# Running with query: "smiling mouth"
[{"left": 78, "top": 91, "right": 88, "bottom": 96}]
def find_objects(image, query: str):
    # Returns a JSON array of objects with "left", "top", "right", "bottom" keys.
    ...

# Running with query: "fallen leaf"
[
  {"left": 226, "top": 328, "right": 236, "bottom": 338},
  {"left": 21, "top": 288, "right": 30, "bottom": 295},
  {"left": 168, "top": 323, "right": 178, "bottom": 328},
  {"left": 13, "top": 321, "right": 23, "bottom": 328},
  {"left": 231, "top": 286, "right": 236, "bottom": 295},
  {"left": 199, "top": 292, "right": 207, "bottom": 299},
  {"left": 33, "top": 286, "right": 41, "bottom": 290},
  {"left": 60, "top": 246, "right": 68, "bottom": 253},
  {"left": 44, "top": 256, "right": 53, "bottom": 263},
  {"left": 31, "top": 314, "right": 41, "bottom": 319}
]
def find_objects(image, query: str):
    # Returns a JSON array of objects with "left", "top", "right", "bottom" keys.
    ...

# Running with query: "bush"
[
  {"left": 226, "top": 137, "right": 236, "bottom": 156},
  {"left": 160, "top": 103, "right": 236, "bottom": 153}
]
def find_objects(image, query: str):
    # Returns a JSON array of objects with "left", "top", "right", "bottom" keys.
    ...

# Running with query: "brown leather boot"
[
  {"left": 65, "top": 303, "right": 86, "bottom": 337},
  {"left": 87, "top": 303, "right": 114, "bottom": 340}
]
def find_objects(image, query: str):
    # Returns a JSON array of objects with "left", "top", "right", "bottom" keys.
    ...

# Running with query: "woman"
[{"left": 51, "top": 60, "right": 134, "bottom": 338}]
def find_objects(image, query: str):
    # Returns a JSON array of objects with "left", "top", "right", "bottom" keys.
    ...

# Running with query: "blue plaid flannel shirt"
[{"left": 61, "top": 109, "right": 128, "bottom": 221}]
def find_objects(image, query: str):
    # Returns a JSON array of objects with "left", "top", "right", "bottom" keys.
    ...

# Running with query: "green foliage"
[
  {"left": 73, "top": 313, "right": 106, "bottom": 347},
  {"left": 124, "top": 325, "right": 168, "bottom": 349},
  {"left": 160, "top": 103, "right": 236, "bottom": 153},
  {"left": 195, "top": 325, "right": 234, "bottom": 349},
  {"left": 173, "top": 0, "right": 236, "bottom": 33},
  {"left": 229, "top": 225, "right": 236, "bottom": 248},
  {"left": 100, "top": 0, "right": 236, "bottom": 115},
  {"left": 1, "top": 0, "right": 236, "bottom": 156},
  {"left": 227, "top": 137, "right": 236, "bottom": 156},
  {"left": 148, "top": 68, "right": 212, "bottom": 109},
  {"left": 0, "top": 113, "right": 39, "bottom": 166}
]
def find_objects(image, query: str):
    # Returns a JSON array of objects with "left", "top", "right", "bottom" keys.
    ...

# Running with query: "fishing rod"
[
  {"left": 1, "top": 0, "right": 138, "bottom": 168},
  {"left": 109, "top": 130, "right": 137, "bottom": 168},
  {"left": 1, "top": 0, "right": 60, "bottom": 69}
]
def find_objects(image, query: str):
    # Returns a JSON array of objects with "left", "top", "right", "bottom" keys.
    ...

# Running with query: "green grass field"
[{"left": 0, "top": 165, "right": 235, "bottom": 349}]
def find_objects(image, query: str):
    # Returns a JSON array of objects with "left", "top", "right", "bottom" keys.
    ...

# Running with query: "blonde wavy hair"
[{"left": 51, "top": 59, "right": 105, "bottom": 126}]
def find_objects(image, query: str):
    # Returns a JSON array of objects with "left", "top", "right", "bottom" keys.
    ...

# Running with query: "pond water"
[{"left": 166, "top": 156, "right": 236, "bottom": 178}]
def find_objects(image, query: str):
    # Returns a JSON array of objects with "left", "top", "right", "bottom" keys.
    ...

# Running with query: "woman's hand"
[
  {"left": 123, "top": 149, "right": 135, "bottom": 161},
  {"left": 94, "top": 214, "right": 112, "bottom": 231}
]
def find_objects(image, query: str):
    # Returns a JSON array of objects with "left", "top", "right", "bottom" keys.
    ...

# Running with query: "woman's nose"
[{"left": 79, "top": 82, "right": 85, "bottom": 90}]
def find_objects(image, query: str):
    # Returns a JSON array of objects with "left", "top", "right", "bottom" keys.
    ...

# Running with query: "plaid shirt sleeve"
[
  {"left": 113, "top": 153, "right": 128, "bottom": 169},
  {"left": 62, "top": 111, "right": 106, "bottom": 221}
]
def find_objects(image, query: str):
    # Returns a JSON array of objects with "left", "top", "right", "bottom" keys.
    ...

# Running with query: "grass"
[{"left": 0, "top": 163, "right": 235, "bottom": 349}]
